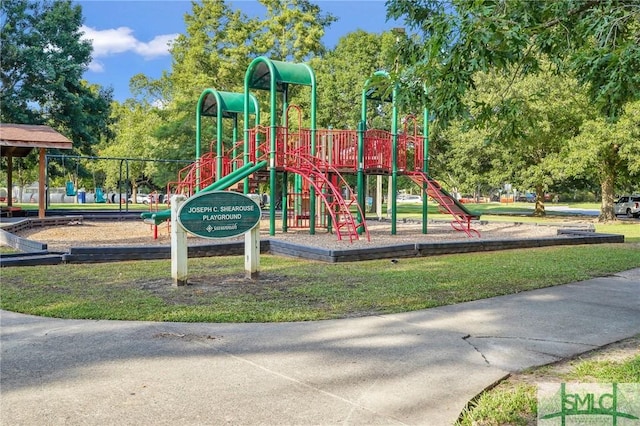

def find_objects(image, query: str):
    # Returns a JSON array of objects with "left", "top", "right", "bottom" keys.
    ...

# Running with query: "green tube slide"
[{"left": 199, "top": 161, "right": 258, "bottom": 193}]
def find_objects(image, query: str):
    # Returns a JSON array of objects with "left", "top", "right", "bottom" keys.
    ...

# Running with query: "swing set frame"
[{"left": 46, "top": 154, "right": 191, "bottom": 211}]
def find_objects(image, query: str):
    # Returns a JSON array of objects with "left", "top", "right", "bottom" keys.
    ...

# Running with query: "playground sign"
[{"left": 177, "top": 191, "right": 261, "bottom": 239}]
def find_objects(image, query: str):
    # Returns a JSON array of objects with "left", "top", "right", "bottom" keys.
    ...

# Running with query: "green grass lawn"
[
  {"left": 0, "top": 246, "right": 20, "bottom": 254},
  {"left": 2, "top": 203, "right": 638, "bottom": 322},
  {"left": 595, "top": 222, "right": 640, "bottom": 243},
  {"left": 2, "top": 244, "right": 639, "bottom": 322}
]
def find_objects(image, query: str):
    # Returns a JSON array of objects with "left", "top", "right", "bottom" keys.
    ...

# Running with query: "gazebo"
[{"left": 0, "top": 123, "right": 73, "bottom": 218}]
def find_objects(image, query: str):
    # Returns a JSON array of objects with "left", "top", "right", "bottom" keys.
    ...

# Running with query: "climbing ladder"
[{"left": 406, "top": 171, "right": 480, "bottom": 237}]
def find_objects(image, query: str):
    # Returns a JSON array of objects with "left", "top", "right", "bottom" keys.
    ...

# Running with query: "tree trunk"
[
  {"left": 533, "top": 184, "right": 546, "bottom": 216},
  {"left": 598, "top": 172, "right": 616, "bottom": 222}
]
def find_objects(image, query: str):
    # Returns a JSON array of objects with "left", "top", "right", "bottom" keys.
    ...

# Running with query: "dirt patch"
[{"left": 136, "top": 273, "right": 299, "bottom": 305}]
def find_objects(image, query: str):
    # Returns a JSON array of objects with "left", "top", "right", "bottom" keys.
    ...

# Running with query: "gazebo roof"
[{"left": 0, "top": 123, "right": 73, "bottom": 157}]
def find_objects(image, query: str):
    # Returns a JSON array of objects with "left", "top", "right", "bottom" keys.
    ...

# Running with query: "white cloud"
[
  {"left": 88, "top": 60, "right": 104, "bottom": 73},
  {"left": 81, "top": 25, "right": 178, "bottom": 71},
  {"left": 134, "top": 34, "right": 177, "bottom": 58}
]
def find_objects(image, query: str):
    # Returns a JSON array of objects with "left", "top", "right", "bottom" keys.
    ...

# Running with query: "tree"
[
  {"left": 476, "top": 69, "right": 592, "bottom": 215},
  {"left": 99, "top": 101, "right": 166, "bottom": 197},
  {"left": 386, "top": 0, "right": 640, "bottom": 218},
  {"left": 310, "top": 30, "right": 398, "bottom": 129},
  {"left": 131, "top": 0, "right": 336, "bottom": 170},
  {"left": 618, "top": 101, "right": 640, "bottom": 177},
  {"left": 167, "top": 1, "right": 255, "bottom": 102},
  {"left": 1, "top": 0, "right": 113, "bottom": 155},
  {"left": 254, "top": 0, "right": 335, "bottom": 62},
  {"left": 564, "top": 101, "right": 640, "bottom": 220},
  {"left": 435, "top": 124, "right": 508, "bottom": 202},
  {"left": 386, "top": 0, "right": 640, "bottom": 124}
]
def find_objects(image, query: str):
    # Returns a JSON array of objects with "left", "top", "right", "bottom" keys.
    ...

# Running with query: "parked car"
[
  {"left": 516, "top": 193, "right": 536, "bottom": 203},
  {"left": 127, "top": 193, "right": 165, "bottom": 204},
  {"left": 614, "top": 195, "right": 640, "bottom": 218},
  {"left": 128, "top": 193, "right": 150, "bottom": 204},
  {"left": 396, "top": 194, "right": 422, "bottom": 203}
]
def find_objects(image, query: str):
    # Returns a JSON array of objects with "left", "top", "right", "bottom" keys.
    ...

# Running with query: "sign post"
[
  {"left": 245, "top": 221, "right": 260, "bottom": 279},
  {"left": 171, "top": 195, "right": 188, "bottom": 286},
  {"left": 174, "top": 191, "right": 262, "bottom": 283}
]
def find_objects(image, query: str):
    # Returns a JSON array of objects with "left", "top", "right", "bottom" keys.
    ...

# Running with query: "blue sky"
[{"left": 76, "top": 0, "right": 401, "bottom": 102}]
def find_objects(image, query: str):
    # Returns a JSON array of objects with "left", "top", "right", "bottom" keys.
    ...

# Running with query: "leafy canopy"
[
  {"left": 310, "top": 30, "right": 399, "bottom": 129},
  {"left": 1, "top": 0, "right": 113, "bottom": 155},
  {"left": 386, "top": 0, "right": 640, "bottom": 124}
]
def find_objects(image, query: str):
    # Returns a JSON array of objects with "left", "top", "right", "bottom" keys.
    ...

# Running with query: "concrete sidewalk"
[{"left": 2, "top": 268, "right": 639, "bottom": 425}]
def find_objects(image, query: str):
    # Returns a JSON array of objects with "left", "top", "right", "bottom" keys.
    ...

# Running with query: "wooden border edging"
[
  {"left": 1, "top": 216, "right": 83, "bottom": 233},
  {"left": 0, "top": 215, "right": 83, "bottom": 255},
  {"left": 0, "top": 227, "right": 626, "bottom": 267},
  {"left": 0, "top": 228, "right": 48, "bottom": 253},
  {"left": 0, "top": 253, "right": 64, "bottom": 266},
  {"left": 61, "top": 241, "right": 271, "bottom": 264}
]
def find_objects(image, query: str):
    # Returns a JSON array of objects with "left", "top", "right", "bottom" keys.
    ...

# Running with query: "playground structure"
[{"left": 161, "top": 56, "right": 479, "bottom": 241}]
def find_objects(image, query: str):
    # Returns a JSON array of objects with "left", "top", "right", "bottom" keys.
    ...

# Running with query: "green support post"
[
  {"left": 195, "top": 97, "right": 202, "bottom": 193},
  {"left": 282, "top": 85, "right": 290, "bottom": 233},
  {"left": 232, "top": 115, "right": 238, "bottom": 171},
  {"left": 391, "top": 85, "right": 399, "bottom": 235},
  {"left": 215, "top": 102, "right": 223, "bottom": 186},
  {"left": 422, "top": 107, "right": 430, "bottom": 234},
  {"left": 305, "top": 64, "right": 317, "bottom": 236},
  {"left": 356, "top": 120, "right": 365, "bottom": 229}
]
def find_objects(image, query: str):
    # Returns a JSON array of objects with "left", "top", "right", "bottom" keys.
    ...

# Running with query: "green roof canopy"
[
  {"left": 198, "top": 89, "right": 257, "bottom": 118},
  {"left": 196, "top": 89, "right": 260, "bottom": 182},
  {"left": 246, "top": 57, "right": 314, "bottom": 92}
]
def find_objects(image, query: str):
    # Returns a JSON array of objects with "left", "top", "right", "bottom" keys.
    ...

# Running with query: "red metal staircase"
[
  {"left": 406, "top": 171, "right": 480, "bottom": 237},
  {"left": 284, "top": 149, "right": 369, "bottom": 242}
]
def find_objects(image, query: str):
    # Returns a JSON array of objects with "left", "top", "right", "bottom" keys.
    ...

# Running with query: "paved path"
[
  {"left": 2, "top": 269, "right": 639, "bottom": 425},
  {"left": 543, "top": 205, "right": 600, "bottom": 216}
]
